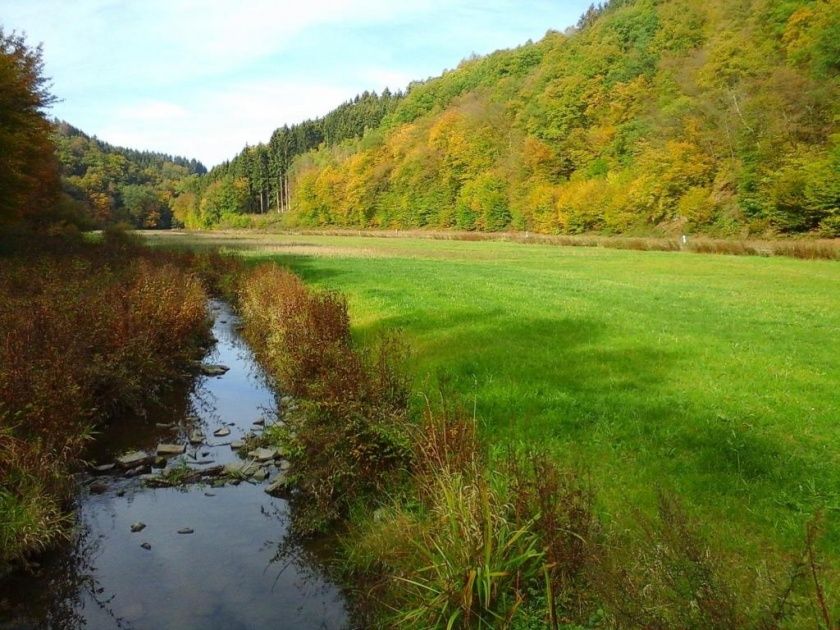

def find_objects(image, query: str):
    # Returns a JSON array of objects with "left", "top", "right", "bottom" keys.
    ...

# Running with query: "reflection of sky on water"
[{"left": 0, "top": 301, "right": 347, "bottom": 630}]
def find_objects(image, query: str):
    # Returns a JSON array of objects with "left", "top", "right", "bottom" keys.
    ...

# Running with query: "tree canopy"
[
  {"left": 0, "top": 29, "right": 60, "bottom": 226},
  {"left": 52, "top": 121, "right": 206, "bottom": 229}
]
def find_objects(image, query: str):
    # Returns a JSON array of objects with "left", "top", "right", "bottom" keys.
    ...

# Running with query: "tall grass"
[
  {"left": 343, "top": 407, "right": 834, "bottom": 628},
  {"left": 238, "top": 264, "right": 412, "bottom": 532},
  {"left": 0, "top": 230, "right": 209, "bottom": 565}
]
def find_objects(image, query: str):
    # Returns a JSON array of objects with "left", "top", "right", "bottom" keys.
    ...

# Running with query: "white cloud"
[
  {"left": 100, "top": 80, "right": 354, "bottom": 165},
  {"left": 359, "top": 68, "right": 414, "bottom": 92}
]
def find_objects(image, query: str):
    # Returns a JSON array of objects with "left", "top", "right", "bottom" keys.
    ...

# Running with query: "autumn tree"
[{"left": 0, "top": 30, "right": 60, "bottom": 225}]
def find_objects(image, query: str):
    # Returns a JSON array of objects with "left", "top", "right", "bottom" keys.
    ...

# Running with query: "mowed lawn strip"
[{"left": 147, "top": 231, "right": 840, "bottom": 569}]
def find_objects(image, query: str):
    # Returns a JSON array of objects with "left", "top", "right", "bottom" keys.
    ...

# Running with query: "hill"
[
  {"left": 53, "top": 121, "right": 206, "bottom": 228},
  {"left": 173, "top": 90, "right": 400, "bottom": 228},
  {"left": 184, "top": 0, "right": 839, "bottom": 237}
]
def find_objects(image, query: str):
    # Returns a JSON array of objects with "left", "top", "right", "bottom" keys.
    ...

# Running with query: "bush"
[
  {"left": 0, "top": 235, "right": 208, "bottom": 564},
  {"left": 238, "top": 264, "right": 412, "bottom": 532}
]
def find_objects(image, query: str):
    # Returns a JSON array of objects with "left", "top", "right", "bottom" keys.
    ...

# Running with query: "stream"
[{"left": 0, "top": 300, "right": 349, "bottom": 629}]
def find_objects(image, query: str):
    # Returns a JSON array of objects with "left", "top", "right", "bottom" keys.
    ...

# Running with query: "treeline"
[
  {"left": 194, "top": 0, "right": 839, "bottom": 237},
  {"left": 53, "top": 121, "right": 206, "bottom": 229},
  {"left": 174, "top": 89, "right": 401, "bottom": 228}
]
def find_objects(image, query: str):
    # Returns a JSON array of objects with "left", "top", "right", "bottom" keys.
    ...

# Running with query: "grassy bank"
[
  {"left": 0, "top": 231, "right": 210, "bottom": 567},
  {"left": 146, "top": 230, "right": 838, "bottom": 626}
]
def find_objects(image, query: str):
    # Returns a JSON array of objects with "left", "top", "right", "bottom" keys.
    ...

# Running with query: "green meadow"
[{"left": 147, "top": 231, "right": 840, "bottom": 567}]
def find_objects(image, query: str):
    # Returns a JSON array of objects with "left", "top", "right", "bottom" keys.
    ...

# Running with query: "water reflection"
[{"left": 0, "top": 301, "right": 348, "bottom": 629}]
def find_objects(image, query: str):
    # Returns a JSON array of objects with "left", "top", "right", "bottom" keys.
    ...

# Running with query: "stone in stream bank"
[
  {"left": 116, "top": 451, "right": 150, "bottom": 468},
  {"left": 156, "top": 443, "right": 186, "bottom": 455},
  {"left": 249, "top": 447, "right": 279, "bottom": 462}
]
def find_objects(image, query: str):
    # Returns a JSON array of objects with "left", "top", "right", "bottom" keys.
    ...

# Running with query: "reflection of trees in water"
[
  {"left": 190, "top": 377, "right": 219, "bottom": 429},
  {"left": 261, "top": 502, "right": 343, "bottom": 602},
  {"left": 1, "top": 515, "right": 130, "bottom": 629}
]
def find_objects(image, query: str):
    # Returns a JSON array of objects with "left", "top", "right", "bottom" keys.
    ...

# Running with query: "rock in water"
[
  {"left": 156, "top": 443, "right": 185, "bottom": 455},
  {"left": 230, "top": 440, "right": 245, "bottom": 450},
  {"left": 130, "top": 522, "right": 146, "bottom": 533},
  {"left": 89, "top": 481, "right": 108, "bottom": 494},
  {"left": 140, "top": 542, "right": 151, "bottom": 550},
  {"left": 189, "top": 430, "right": 204, "bottom": 445},
  {"left": 89, "top": 463, "right": 115, "bottom": 474},
  {"left": 116, "top": 451, "right": 148, "bottom": 468},
  {"left": 252, "top": 418, "right": 265, "bottom": 426},
  {"left": 213, "top": 427, "right": 230, "bottom": 437},
  {"left": 124, "top": 464, "right": 148, "bottom": 478},
  {"left": 249, "top": 447, "right": 278, "bottom": 462},
  {"left": 177, "top": 527, "right": 194, "bottom": 534},
  {"left": 199, "top": 363, "right": 229, "bottom": 377},
  {"left": 252, "top": 468, "right": 268, "bottom": 481},
  {"left": 224, "top": 460, "right": 259, "bottom": 477}
]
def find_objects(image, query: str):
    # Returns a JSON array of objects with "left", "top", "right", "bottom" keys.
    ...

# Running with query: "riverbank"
[
  {"left": 0, "top": 229, "right": 208, "bottom": 572},
  {"left": 0, "top": 300, "right": 347, "bottom": 628}
]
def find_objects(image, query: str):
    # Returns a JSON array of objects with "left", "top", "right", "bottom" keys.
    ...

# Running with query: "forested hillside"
[
  {"left": 189, "top": 0, "right": 839, "bottom": 236},
  {"left": 174, "top": 90, "right": 400, "bottom": 228},
  {"left": 53, "top": 122, "right": 206, "bottom": 229}
]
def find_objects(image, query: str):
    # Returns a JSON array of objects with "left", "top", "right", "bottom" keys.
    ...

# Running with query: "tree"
[{"left": 0, "top": 30, "right": 60, "bottom": 225}]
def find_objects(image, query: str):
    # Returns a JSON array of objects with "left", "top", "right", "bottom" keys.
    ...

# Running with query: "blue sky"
[{"left": 2, "top": 1, "right": 591, "bottom": 166}]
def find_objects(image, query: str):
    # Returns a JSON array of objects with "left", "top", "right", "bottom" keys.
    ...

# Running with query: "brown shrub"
[
  {"left": 238, "top": 264, "right": 412, "bottom": 532},
  {"left": 0, "top": 237, "right": 208, "bottom": 562},
  {"left": 688, "top": 239, "right": 760, "bottom": 256},
  {"left": 769, "top": 240, "right": 839, "bottom": 261},
  {"left": 507, "top": 451, "right": 597, "bottom": 623}
]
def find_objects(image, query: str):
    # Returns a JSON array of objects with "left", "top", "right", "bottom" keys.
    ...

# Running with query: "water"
[{"left": 0, "top": 301, "right": 349, "bottom": 629}]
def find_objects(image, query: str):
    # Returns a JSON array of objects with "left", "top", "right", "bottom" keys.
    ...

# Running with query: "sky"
[{"left": 2, "top": 1, "right": 591, "bottom": 167}]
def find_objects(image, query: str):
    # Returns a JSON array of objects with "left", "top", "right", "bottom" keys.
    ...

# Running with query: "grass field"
[{"left": 146, "top": 230, "right": 839, "bottom": 571}]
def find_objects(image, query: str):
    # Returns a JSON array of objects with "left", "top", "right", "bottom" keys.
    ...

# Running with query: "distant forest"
[
  {"left": 172, "top": 89, "right": 401, "bottom": 228},
  {"left": 53, "top": 122, "right": 205, "bottom": 229},
  {"left": 179, "top": 0, "right": 839, "bottom": 237}
]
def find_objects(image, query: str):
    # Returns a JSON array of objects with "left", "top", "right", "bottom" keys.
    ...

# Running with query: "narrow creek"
[{"left": 0, "top": 300, "right": 349, "bottom": 629}]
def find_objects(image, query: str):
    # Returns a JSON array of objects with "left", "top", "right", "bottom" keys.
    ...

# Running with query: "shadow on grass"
[
  {"left": 353, "top": 307, "right": 839, "bottom": 551},
  {"left": 357, "top": 309, "right": 675, "bottom": 440},
  {"left": 244, "top": 253, "right": 349, "bottom": 285}
]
